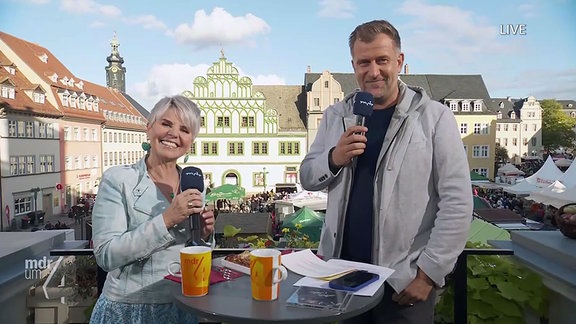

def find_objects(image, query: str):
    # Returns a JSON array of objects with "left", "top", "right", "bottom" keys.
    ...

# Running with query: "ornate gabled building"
[
  {"left": 304, "top": 71, "right": 497, "bottom": 179},
  {"left": 0, "top": 31, "right": 148, "bottom": 230},
  {"left": 490, "top": 96, "right": 543, "bottom": 163},
  {"left": 181, "top": 52, "right": 307, "bottom": 193}
]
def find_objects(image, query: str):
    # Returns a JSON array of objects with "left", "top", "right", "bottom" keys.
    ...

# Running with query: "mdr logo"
[{"left": 24, "top": 256, "right": 64, "bottom": 299}]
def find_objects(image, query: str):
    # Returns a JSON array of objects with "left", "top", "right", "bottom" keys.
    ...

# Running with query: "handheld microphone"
[
  {"left": 180, "top": 166, "right": 204, "bottom": 246},
  {"left": 352, "top": 92, "right": 374, "bottom": 135}
]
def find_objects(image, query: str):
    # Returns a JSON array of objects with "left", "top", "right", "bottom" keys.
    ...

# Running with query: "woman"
[{"left": 90, "top": 95, "right": 215, "bottom": 323}]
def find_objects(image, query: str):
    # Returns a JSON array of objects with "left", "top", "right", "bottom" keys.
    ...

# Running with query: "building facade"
[
  {"left": 181, "top": 52, "right": 307, "bottom": 194},
  {"left": 0, "top": 31, "right": 148, "bottom": 230}
]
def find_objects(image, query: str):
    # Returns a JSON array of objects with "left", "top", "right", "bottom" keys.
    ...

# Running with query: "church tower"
[{"left": 105, "top": 32, "right": 126, "bottom": 92}]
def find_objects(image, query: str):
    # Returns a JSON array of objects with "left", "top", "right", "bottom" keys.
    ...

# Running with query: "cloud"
[
  {"left": 59, "top": 0, "right": 121, "bottom": 17},
  {"left": 89, "top": 20, "right": 107, "bottom": 28},
  {"left": 489, "top": 68, "right": 576, "bottom": 100},
  {"left": 125, "top": 15, "right": 168, "bottom": 31},
  {"left": 318, "top": 0, "right": 356, "bottom": 18},
  {"left": 396, "top": 0, "right": 523, "bottom": 69},
  {"left": 129, "top": 62, "right": 286, "bottom": 110},
  {"left": 172, "top": 7, "right": 270, "bottom": 48}
]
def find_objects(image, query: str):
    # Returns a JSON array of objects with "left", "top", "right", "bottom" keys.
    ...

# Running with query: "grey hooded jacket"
[{"left": 299, "top": 81, "right": 473, "bottom": 293}]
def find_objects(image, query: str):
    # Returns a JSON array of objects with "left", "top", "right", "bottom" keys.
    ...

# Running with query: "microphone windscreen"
[
  {"left": 353, "top": 92, "right": 374, "bottom": 117},
  {"left": 180, "top": 166, "right": 204, "bottom": 192}
]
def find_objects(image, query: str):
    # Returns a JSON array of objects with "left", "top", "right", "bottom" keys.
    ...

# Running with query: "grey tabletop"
[{"left": 172, "top": 271, "right": 385, "bottom": 324}]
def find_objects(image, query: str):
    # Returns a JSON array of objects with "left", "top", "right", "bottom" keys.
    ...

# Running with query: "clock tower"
[{"left": 105, "top": 32, "right": 126, "bottom": 92}]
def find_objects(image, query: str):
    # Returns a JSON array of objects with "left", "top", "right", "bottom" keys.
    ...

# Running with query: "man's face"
[{"left": 351, "top": 33, "right": 404, "bottom": 108}]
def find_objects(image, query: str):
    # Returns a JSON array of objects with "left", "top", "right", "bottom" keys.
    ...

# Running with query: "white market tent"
[
  {"left": 503, "top": 156, "right": 564, "bottom": 195},
  {"left": 555, "top": 158, "right": 573, "bottom": 168},
  {"left": 527, "top": 157, "right": 576, "bottom": 206},
  {"left": 497, "top": 163, "right": 525, "bottom": 176}
]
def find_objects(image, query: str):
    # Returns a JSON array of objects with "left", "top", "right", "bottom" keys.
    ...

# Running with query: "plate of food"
[{"left": 219, "top": 250, "right": 251, "bottom": 275}]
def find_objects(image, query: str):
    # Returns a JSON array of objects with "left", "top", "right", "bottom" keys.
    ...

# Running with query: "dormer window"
[
  {"left": 33, "top": 91, "right": 45, "bottom": 104},
  {"left": 499, "top": 102, "right": 504, "bottom": 109},
  {"left": 3, "top": 65, "right": 16, "bottom": 75},
  {"left": 76, "top": 81, "right": 84, "bottom": 90},
  {"left": 38, "top": 53, "right": 48, "bottom": 63},
  {"left": 568, "top": 103, "right": 573, "bottom": 108},
  {"left": 461, "top": 101, "right": 470, "bottom": 112},
  {"left": 86, "top": 98, "right": 93, "bottom": 111},
  {"left": 1, "top": 81, "right": 16, "bottom": 99},
  {"left": 60, "top": 76, "right": 68, "bottom": 85},
  {"left": 62, "top": 91, "right": 69, "bottom": 106},
  {"left": 94, "top": 98, "right": 99, "bottom": 111},
  {"left": 49, "top": 73, "right": 58, "bottom": 82},
  {"left": 68, "top": 78, "right": 75, "bottom": 87},
  {"left": 510, "top": 111, "right": 516, "bottom": 119},
  {"left": 497, "top": 111, "right": 502, "bottom": 119},
  {"left": 473, "top": 100, "right": 482, "bottom": 112},
  {"left": 449, "top": 101, "right": 458, "bottom": 111},
  {"left": 70, "top": 92, "right": 77, "bottom": 108}
]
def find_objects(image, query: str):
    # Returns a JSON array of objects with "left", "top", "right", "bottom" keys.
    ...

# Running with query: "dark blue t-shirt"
[{"left": 340, "top": 107, "right": 395, "bottom": 263}]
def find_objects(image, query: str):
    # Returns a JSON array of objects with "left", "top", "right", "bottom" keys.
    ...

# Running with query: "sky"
[{"left": 1, "top": 0, "right": 575, "bottom": 110}]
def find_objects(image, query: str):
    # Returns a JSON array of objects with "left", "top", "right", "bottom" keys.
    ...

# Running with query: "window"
[
  {"left": 504, "top": 138, "right": 508, "bottom": 146},
  {"left": 38, "top": 123, "right": 47, "bottom": 138},
  {"left": 496, "top": 138, "right": 500, "bottom": 145},
  {"left": 75, "top": 156, "right": 81, "bottom": 169},
  {"left": 92, "top": 129, "right": 98, "bottom": 141},
  {"left": 461, "top": 101, "right": 470, "bottom": 112},
  {"left": 190, "top": 143, "right": 197, "bottom": 155},
  {"left": 18, "top": 156, "right": 26, "bottom": 174},
  {"left": 39, "top": 155, "right": 54, "bottom": 173},
  {"left": 8, "top": 120, "right": 17, "bottom": 137},
  {"left": 202, "top": 142, "right": 218, "bottom": 155},
  {"left": 104, "top": 152, "right": 108, "bottom": 166},
  {"left": 200, "top": 116, "right": 206, "bottom": 127},
  {"left": 83, "top": 128, "right": 88, "bottom": 141},
  {"left": 253, "top": 142, "right": 268, "bottom": 155},
  {"left": 228, "top": 142, "right": 244, "bottom": 155},
  {"left": 9, "top": 156, "right": 17, "bottom": 175},
  {"left": 33, "top": 92, "right": 45, "bottom": 103},
  {"left": 314, "top": 98, "right": 320, "bottom": 107},
  {"left": 324, "top": 81, "right": 329, "bottom": 88},
  {"left": 533, "top": 124, "right": 537, "bottom": 131},
  {"left": 14, "top": 197, "right": 32, "bottom": 215},
  {"left": 26, "top": 155, "right": 35, "bottom": 174},
  {"left": 1, "top": 84, "right": 15, "bottom": 99},
  {"left": 481, "top": 123, "right": 489, "bottom": 135},
  {"left": 25, "top": 121, "right": 34, "bottom": 137},
  {"left": 513, "top": 124, "right": 518, "bottom": 132},
  {"left": 496, "top": 124, "right": 501, "bottom": 131},
  {"left": 524, "top": 124, "right": 528, "bottom": 131},
  {"left": 65, "top": 156, "right": 71, "bottom": 170},
  {"left": 84, "top": 155, "right": 90, "bottom": 168},
  {"left": 74, "top": 127, "right": 80, "bottom": 140},
  {"left": 531, "top": 138, "right": 537, "bottom": 146},
  {"left": 472, "top": 145, "right": 489, "bottom": 158},
  {"left": 503, "top": 124, "right": 508, "bottom": 132},
  {"left": 512, "top": 138, "right": 517, "bottom": 146},
  {"left": 64, "top": 127, "right": 71, "bottom": 140},
  {"left": 279, "top": 142, "right": 300, "bottom": 155},
  {"left": 460, "top": 123, "right": 468, "bottom": 134},
  {"left": 47, "top": 124, "right": 54, "bottom": 138},
  {"left": 472, "top": 168, "right": 488, "bottom": 177},
  {"left": 473, "top": 123, "right": 481, "bottom": 134},
  {"left": 62, "top": 94, "right": 69, "bottom": 106},
  {"left": 473, "top": 101, "right": 482, "bottom": 112},
  {"left": 17, "top": 121, "right": 25, "bottom": 137},
  {"left": 241, "top": 116, "right": 255, "bottom": 127},
  {"left": 450, "top": 102, "right": 458, "bottom": 111},
  {"left": 523, "top": 138, "right": 528, "bottom": 145},
  {"left": 216, "top": 116, "right": 230, "bottom": 127}
]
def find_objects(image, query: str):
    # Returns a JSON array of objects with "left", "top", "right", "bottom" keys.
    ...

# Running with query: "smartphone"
[{"left": 328, "top": 270, "right": 380, "bottom": 292}]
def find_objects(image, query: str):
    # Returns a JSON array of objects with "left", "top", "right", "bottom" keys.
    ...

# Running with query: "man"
[{"left": 299, "top": 20, "right": 472, "bottom": 323}]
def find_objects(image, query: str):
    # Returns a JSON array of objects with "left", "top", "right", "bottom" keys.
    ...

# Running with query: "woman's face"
[{"left": 147, "top": 108, "right": 193, "bottom": 162}]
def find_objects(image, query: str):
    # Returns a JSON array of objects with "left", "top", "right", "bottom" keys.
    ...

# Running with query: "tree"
[
  {"left": 541, "top": 99, "right": 576, "bottom": 151},
  {"left": 495, "top": 144, "right": 509, "bottom": 163}
]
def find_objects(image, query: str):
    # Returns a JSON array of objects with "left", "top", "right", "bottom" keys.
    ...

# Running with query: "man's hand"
[
  {"left": 330, "top": 125, "right": 368, "bottom": 167},
  {"left": 392, "top": 268, "right": 434, "bottom": 306}
]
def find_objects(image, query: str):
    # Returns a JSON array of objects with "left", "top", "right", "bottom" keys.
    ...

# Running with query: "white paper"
[
  {"left": 293, "top": 259, "right": 395, "bottom": 297},
  {"left": 281, "top": 249, "right": 356, "bottom": 278}
]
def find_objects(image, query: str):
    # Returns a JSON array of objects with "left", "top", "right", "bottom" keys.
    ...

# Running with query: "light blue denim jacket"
[{"left": 92, "top": 157, "right": 212, "bottom": 304}]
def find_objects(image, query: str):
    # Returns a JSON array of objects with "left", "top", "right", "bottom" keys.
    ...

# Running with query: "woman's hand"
[
  {"left": 200, "top": 205, "right": 215, "bottom": 239},
  {"left": 163, "top": 189, "right": 204, "bottom": 229}
]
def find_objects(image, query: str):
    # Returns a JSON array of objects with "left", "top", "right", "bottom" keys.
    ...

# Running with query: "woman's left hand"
[{"left": 201, "top": 206, "right": 215, "bottom": 239}]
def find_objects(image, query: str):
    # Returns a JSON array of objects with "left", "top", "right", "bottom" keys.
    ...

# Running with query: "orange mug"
[
  {"left": 168, "top": 246, "right": 212, "bottom": 297},
  {"left": 250, "top": 249, "right": 288, "bottom": 301}
]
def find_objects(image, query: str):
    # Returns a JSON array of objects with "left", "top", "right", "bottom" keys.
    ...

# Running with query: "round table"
[{"left": 172, "top": 271, "right": 385, "bottom": 324}]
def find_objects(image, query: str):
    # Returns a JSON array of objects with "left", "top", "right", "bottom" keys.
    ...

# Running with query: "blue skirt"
[{"left": 90, "top": 294, "right": 198, "bottom": 324}]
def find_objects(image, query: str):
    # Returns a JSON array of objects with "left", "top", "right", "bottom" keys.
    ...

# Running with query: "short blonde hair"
[{"left": 147, "top": 95, "right": 201, "bottom": 138}]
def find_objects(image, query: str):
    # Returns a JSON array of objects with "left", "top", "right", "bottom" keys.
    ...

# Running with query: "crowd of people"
[{"left": 213, "top": 190, "right": 291, "bottom": 214}]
